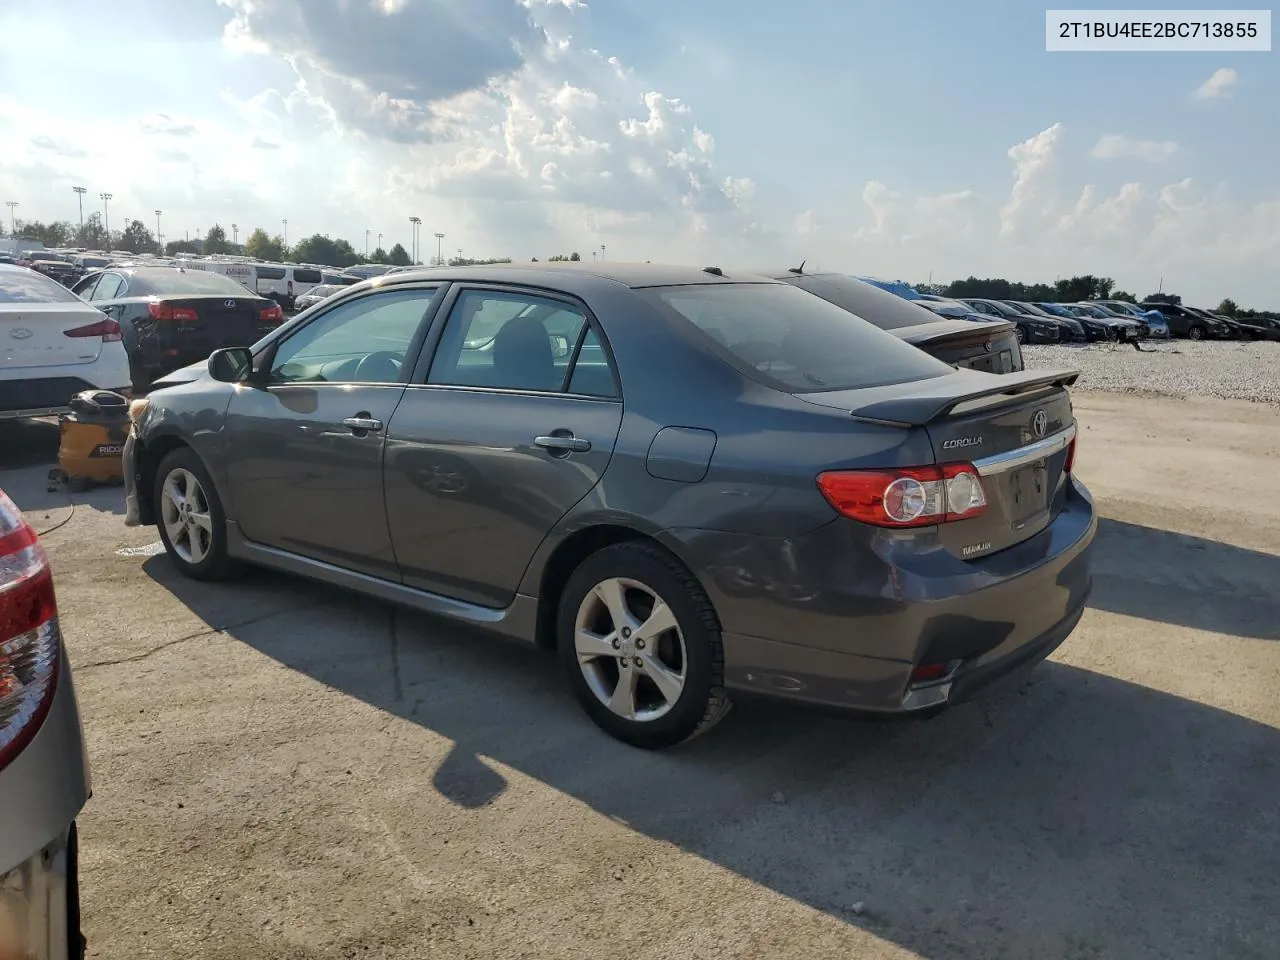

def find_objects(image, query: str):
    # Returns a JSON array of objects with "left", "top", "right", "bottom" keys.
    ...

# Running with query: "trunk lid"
[
  {"left": 0, "top": 303, "right": 109, "bottom": 368},
  {"left": 801, "top": 367, "right": 1079, "bottom": 556},
  {"left": 900, "top": 319, "right": 1023, "bottom": 374},
  {"left": 135, "top": 295, "right": 280, "bottom": 358}
]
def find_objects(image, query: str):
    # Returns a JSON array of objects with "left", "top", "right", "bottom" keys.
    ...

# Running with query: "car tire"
[
  {"left": 153, "top": 447, "right": 237, "bottom": 581},
  {"left": 557, "top": 541, "right": 730, "bottom": 749},
  {"left": 1014, "top": 326, "right": 1026, "bottom": 344},
  {"left": 1188, "top": 326, "right": 1205, "bottom": 341}
]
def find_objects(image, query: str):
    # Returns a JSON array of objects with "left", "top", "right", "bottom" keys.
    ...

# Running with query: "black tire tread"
[
  {"left": 560, "top": 540, "right": 731, "bottom": 747},
  {"left": 154, "top": 447, "right": 239, "bottom": 582}
]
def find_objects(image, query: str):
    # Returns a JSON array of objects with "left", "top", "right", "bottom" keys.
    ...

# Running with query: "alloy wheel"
[
  {"left": 573, "top": 577, "right": 687, "bottom": 722},
  {"left": 160, "top": 468, "right": 214, "bottom": 564}
]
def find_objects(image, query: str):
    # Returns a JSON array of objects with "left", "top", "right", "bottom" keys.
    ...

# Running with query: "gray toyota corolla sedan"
[{"left": 122, "top": 264, "right": 1096, "bottom": 749}]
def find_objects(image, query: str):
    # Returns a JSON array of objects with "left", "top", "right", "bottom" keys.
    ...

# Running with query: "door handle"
[
  {"left": 534, "top": 434, "right": 591, "bottom": 453},
  {"left": 343, "top": 416, "right": 383, "bottom": 433}
]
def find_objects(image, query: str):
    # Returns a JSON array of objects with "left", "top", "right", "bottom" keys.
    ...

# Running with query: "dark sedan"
[
  {"left": 122, "top": 264, "right": 1095, "bottom": 748},
  {"left": 760, "top": 269, "right": 1024, "bottom": 374},
  {"left": 961, "top": 298, "right": 1062, "bottom": 344},
  {"left": 1139, "top": 302, "right": 1231, "bottom": 340},
  {"left": 1003, "top": 302, "right": 1087, "bottom": 342},
  {"left": 1033, "top": 303, "right": 1131, "bottom": 342},
  {"left": 71, "top": 266, "right": 285, "bottom": 392}
]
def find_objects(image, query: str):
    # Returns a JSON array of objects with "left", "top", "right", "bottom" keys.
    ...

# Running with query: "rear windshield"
[
  {"left": 789, "top": 274, "right": 936, "bottom": 331},
  {"left": 128, "top": 270, "right": 253, "bottom": 296},
  {"left": 0, "top": 267, "right": 83, "bottom": 303},
  {"left": 643, "top": 283, "right": 951, "bottom": 392}
]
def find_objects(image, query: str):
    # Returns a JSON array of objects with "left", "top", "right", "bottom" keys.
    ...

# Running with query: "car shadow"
[
  {"left": 1088, "top": 517, "right": 1280, "bottom": 640},
  {"left": 0, "top": 418, "right": 60, "bottom": 469},
  {"left": 144, "top": 557, "right": 1280, "bottom": 959}
]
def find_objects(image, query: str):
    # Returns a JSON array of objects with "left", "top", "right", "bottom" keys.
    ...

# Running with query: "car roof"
[{"left": 372, "top": 262, "right": 779, "bottom": 291}]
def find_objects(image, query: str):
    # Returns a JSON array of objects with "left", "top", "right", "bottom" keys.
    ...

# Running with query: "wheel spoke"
[
  {"left": 187, "top": 524, "right": 207, "bottom": 563},
  {"left": 641, "top": 655, "right": 684, "bottom": 706},
  {"left": 635, "top": 599, "right": 677, "bottom": 644},
  {"left": 592, "top": 578, "right": 632, "bottom": 633},
  {"left": 574, "top": 628, "right": 617, "bottom": 663},
  {"left": 607, "top": 664, "right": 639, "bottom": 719},
  {"left": 163, "top": 474, "right": 186, "bottom": 510},
  {"left": 188, "top": 510, "right": 213, "bottom": 533}
]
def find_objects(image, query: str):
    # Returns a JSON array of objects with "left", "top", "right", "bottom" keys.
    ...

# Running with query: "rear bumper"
[
  {"left": 0, "top": 828, "right": 84, "bottom": 960},
  {"left": 0, "top": 377, "right": 124, "bottom": 421},
  {"left": 676, "top": 477, "right": 1097, "bottom": 714}
]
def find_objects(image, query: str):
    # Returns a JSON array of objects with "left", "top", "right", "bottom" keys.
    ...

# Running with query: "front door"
[
  {"left": 384, "top": 286, "right": 624, "bottom": 607},
  {"left": 223, "top": 285, "right": 441, "bottom": 579}
]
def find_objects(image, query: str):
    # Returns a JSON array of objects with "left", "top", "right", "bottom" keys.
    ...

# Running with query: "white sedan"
[{"left": 0, "top": 264, "right": 132, "bottom": 420}]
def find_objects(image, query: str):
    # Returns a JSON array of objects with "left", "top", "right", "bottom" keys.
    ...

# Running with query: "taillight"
[
  {"left": 147, "top": 302, "right": 198, "bottom": 322},
  {"left": 1064, "top": 435, "right": 1077, "bottom": 474},
  {"left": 63, "top": 318, "right": 123, "bottom": 342},
  {"left": 258, "top": 303, "right": 283, "bottom": 324},
  {"left": 0, "top": 490, "right": 59, "bottom": 770},
  {"left": 817, "top": 463, "right": 988, "bottom": 528}
]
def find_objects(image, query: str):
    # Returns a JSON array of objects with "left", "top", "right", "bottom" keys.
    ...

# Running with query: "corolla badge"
[
  {"left": 9, "top": 327, "right": 33, "bottom": 340},
  {"left": 942, "top": 436, "right": 983, "bottom": 450},
  {"left": 1031, "top": 410, "right": 1049, "bottom": 438}
]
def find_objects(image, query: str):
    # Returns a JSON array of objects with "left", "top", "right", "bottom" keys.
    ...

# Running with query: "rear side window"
[
  {"left": 292, "top": 268, "right": 323, "bottom": 284},
  {"left": 0, "top": 268, "right": 82, "bottom": 304},
  {"left": 257, "top": 266, "right": 285, "bottom": 280},
  {"left": 643, "top": 283, "right": 951, "bottom": 393}
]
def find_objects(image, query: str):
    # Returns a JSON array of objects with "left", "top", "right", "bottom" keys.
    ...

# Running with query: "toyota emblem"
[
  {"left": 1031, "top": 410, "right": 1048, "bottom": 438},
  {"left": 983, "top": 340, "right": 994, "bottom": 352},
  {"left": 9, "top": 327, "right": 34, "bottom": 340},
  {"left": 223, "top": 299, "right": 237, "bottom": 308}
]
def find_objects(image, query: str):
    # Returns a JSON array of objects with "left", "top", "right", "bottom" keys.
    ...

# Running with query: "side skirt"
[{"left": 225, "top": 521, "right": 542, "bottom": 644}]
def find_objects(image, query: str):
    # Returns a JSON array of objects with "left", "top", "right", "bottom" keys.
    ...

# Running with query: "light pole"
[
  {"left": 97, "top": 193, "right": 112, "bottom": 248},
  {"left": 281, "top": 218, "right": 288, "bottom": 249},
  {"left": 364, "top": 229, "right": 370, "bottom": 259},
  {"left": 600, "top": 243, "right": 606, "bottom": 261},
  {"left": 408, "top": 216, "right": 421, "bottom": 264},
  {"left": 232, "top": 223, "right": 239, "bottom": 246},
  {"left": 72, "top": 186, "right": 86, "bottom": 230},
  {"left": 434, "top": 232, "right": 444, "bottom": 266},
  {"left": 5, "top": 201, "right": 18, "bottom": 235},
  {"left": 154, "top": 210, "right": 163, "bottom": 252}
]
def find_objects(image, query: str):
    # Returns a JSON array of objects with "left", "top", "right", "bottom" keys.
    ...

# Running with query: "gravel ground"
[{"left": 1023, "top": 339, "right": 1280, "bottom": 404}]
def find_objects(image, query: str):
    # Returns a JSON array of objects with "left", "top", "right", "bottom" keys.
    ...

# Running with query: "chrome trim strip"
[{"left": 971, "top": 423, "right": 1076, "bottom": 477}]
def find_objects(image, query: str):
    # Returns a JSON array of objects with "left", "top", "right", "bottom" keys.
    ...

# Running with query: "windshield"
[
  {"left": 855, "top": 277, "right": 924, "bottom": 300},
  {"left": 643, "top": 282, "right": 952, "bottom": 393},
  {"left": 1035, "top": 303, "right": 1073, "bottom": 317},
  {"left": 307, "top": 285, "right": 338, "bottom": 298},
  {"left": 788, "top": 274, "right": 936, "bottom": 331},
  {"left": 128, "top": 270, "right": 257, "bottom": 296},
  {"left": 0, "top": 266, "right": 84, "bottom": 303}
]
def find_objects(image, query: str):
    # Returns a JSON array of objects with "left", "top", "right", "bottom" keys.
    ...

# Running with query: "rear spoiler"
[{"left": 849, "top": 368, "right": 1080, "bottom": 427}]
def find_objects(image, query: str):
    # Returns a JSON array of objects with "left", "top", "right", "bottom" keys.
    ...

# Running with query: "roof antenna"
[{"left": 787, "top": 259, "right": 806, "bottom": 275}]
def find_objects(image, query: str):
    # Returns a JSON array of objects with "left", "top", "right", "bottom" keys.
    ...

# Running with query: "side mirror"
[
  {"left": 550, "top": 334, "right": 571, "bottom": 360},
  {"left": 208, "top": 346, "right": 254, "bottom": 383}
]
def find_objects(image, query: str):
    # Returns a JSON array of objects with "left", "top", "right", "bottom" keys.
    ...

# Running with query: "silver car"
[{"left": 0, "top": 488, "right": 90, "bottom": 958}]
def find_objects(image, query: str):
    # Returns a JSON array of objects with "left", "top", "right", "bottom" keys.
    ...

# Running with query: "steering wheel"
[{"left": 353, "top": 350, "right": 402, "bottom": 382}]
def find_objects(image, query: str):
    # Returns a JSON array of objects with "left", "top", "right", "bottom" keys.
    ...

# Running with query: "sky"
[{"left": 0, "top": 0, "right": 1275, "bottom": 307}]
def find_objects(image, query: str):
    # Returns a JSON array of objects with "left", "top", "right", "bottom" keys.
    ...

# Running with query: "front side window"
[
  {"left": 427, "top": 290, "right": 591, "bottom": 393},
  {"left": 268, "top": 288, "right": 436, "bottom": 384},
  {"left": 643, "top": 283, "right": 951, "bottom": 393},
  {"left": 91, "top": 273, "right": 125, "bottom": 300}
]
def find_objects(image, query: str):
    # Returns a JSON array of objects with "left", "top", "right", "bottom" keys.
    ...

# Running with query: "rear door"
[
  {"left": 223, "top": 284, "right": 443, "bottom": 578},
  {"left": 384, "top": 285, "right": 623, "bottom": 607}
]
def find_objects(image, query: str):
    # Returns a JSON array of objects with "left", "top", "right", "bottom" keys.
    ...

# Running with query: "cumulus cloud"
[
  {"left": 1191, "top": 67, "right": 1237, "bottom": 102},
  {"left": 1000, "top": 122, "right": 1063, "bottom": 238},
  {"left": 29, "top": 135, "right": 87, "bottom": 158},
  {"left": 139, "top": 113, "right": 198, "bottom": 137},
  {"left": 1090, "top": 135, "right": 1177, "bottom": 163},
  {"left": 215, "top": 0, "right": 759, "bottom": 248}
]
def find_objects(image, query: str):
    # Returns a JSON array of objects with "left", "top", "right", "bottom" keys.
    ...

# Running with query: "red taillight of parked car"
[
  {"left": 0, "top": 490, "right": 60, "bottom": 771},
  {"left": 258, "top": 303, "right": 283, "bottom": 324},
  {"left": 147, "top": 302, "right": 198, "bottom": 322},
  {"left": 817, "top": 463, "right": 988, "bottom": 528},
  {"left": 62, "top": 318, "right": 123, "bottom": 342},
  {"left": 1064, "top": 435, "right": 1077, "bottom": 474}
]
